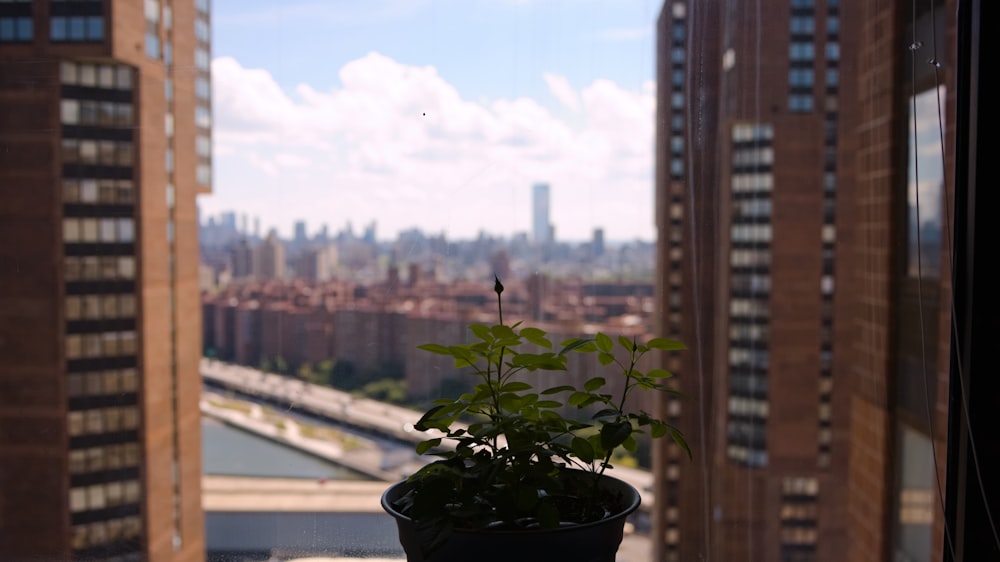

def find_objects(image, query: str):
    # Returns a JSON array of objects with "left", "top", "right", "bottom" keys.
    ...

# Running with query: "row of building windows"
[
  {"left": 783, "top": 476, "right": 819, "bottom": 496},
  {"left": 734, "top": 198, "right": 772, "bottom": 219},
  {"left": 71, "top": 516, "right": 142, "bottom": 551},
  {"left": 728, "top": 423, "right": 767, "bottom": 445},
  {"left": 732, "top": 146, "right": 774, "bottom": 166},
  {"left": 730, "top": 321, "right": 769, "bottom": 341},
  {"left": 732, "top": 223, "right": 772, "bottom": 243},
  {"left": 66, "top": 331, "right": 138, "bottom": 359},
  {"left": 732, "top": 123, "right": 774, "bottom": 142},
  {"left": 66, "top": 294, "right": 136, "bottom": 321},
  {"left": 67, "top": 368, "right": 138, "bottom": 398},
  {"left": 63, "top": 179, "right": 134, "bottom": 205},
  {"left": 729, "top": 396, "right": 769, "bottom": 418},
  {"left": 730, "top": 248, "right": 771, "bottom": 267},
  {"left": 726, "top": 445, "right": 768, "bottom": 467},
  {"left": 61, "top": 99, "right": 134, "bottom": 128},
  {"left": 781, "top": 527, "right": 818, "bottom": 545},
  {"left": 68, "top": 442, "right": 140, "bottom": 474},
  {"left": 789, "top": 95, "right": 814, "bottom": 112},
  {"left": 63, "top": 217, "right": 135, "bottom": 244},
  {"left": 730, "top": 373, "right": 768, "bottom": 396},
  {"left": 65, "top": 255, "right": 136, "bottom": 281},
  {"left": 781, "top": 502, "right": 818, "bottom": 521},
  {"left": 62, "top": 139, "right": 134, "bottom": 167},
  {"left": 70, "top": 480, "right": 140, "bottom": 513},
  {"left": 731, "top": 272, "right": 771, "bottom": 293},
  {"left": 790, "top": 42, "right": 839, "bottom": 63},
  {"left": 0, "top": 16, "right": 31, "bottom": 41},
  {"left": 51, "top": 16, "right": 103, "bottom": 42},
  {"left": 61, "top": 62, "right": 133, "bottom": 90},
  {"left": 732, "top": 173, "right": 774, "bottom": 192},
  {"left": 67, "top": 405, "right": 139, "bottom": 437},
  {"left": 729, "top": 346, "right": 770, "bottom": 367}
]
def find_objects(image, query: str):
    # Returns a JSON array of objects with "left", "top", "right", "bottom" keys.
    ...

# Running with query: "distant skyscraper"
[
  {"left": 254, "top": 231, "right": 286, "bottom": 281},
  {"left": 592, "top": 228, "right": 605, "bottom": 258},
  {"left": 532, "top": 183, "right": 551, "bottom": 244},
  {"left": 293, "top": 220, "right": 308, "bottom": 247},
  {"left": 0, "top": 0, "right": 210, "bottom": 559}
]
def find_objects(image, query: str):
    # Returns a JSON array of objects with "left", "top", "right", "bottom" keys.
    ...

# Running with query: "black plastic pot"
[{"left": 381, "top": 473, "right": 641, "bottom": 562}]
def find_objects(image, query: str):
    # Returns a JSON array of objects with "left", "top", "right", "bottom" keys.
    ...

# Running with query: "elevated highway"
[{"left": 200, "top": 359, "right": 655, "bottom": 507}]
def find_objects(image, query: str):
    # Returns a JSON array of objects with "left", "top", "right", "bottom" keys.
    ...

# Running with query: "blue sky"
[{"left": 202, "top": 0, "right": 663, "bottom": 241}]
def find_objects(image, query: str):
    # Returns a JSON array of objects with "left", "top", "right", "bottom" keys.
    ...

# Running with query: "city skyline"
[{"left": 201, "top": 0, "right": 662, "bottom": 241}]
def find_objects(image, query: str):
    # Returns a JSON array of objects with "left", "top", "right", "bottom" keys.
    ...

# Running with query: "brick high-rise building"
[
  {"left": 653, "top": 0, "right": 858, "bottom": 560},
  {"left": 847, "top": 1, "right": 957, "bottom": 561},
  {"left": 0, "top": 0, "right": 211, "bottom": 560}
]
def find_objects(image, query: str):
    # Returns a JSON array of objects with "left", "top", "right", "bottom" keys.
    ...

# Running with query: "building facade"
[
  {"left": 653, "top": 0, "right": 858, "bottom": 560},
  {"left": 0, "top": 0, "right": 211, "bottom": 559},
  {"left": 847, "top": 1, "right": 956, "bottom": 561}
]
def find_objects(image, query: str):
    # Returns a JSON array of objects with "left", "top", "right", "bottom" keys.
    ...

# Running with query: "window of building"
[
  {"left": 145, "top": 33, "right": 160, "bottom": 59},
  {"left": 0, "top": 17, "right": 33, "bottom": 42},
  {"left": 789, "top": 42, "right": 815, "bottom": 61}
]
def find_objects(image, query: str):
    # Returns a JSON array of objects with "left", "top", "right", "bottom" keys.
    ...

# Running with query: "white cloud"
[
  {"left": 206, "top": 53, "right": 656, "bottom": 241},
  {"left": 543, "top": 73, "right": 580, "bottom": 112}
]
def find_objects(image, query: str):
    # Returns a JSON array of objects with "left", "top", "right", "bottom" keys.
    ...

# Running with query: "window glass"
[
  {"left": 145, "top": 33, "right": 159, "bottom": 59},
  {"left": 50, "top": 17, "right": 67, "bottom": 40},
  {"left": 79, "top": 63, "right": 96, "bottom": 86},
  {"left": 60, "top": 100, "right": 79, "bottom": 124},
  {"left": 63, "top": 218, "right": 80, "bottom": 242}
]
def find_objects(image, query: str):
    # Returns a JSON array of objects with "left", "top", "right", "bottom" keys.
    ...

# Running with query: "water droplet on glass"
[{"left": 909, "top": 41, "right": 924, "bottom": 51}]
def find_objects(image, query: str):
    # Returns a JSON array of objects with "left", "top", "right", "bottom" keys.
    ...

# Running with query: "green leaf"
[
  {"left": 592, "top": 408, "right": 618, "bottom": 420},
  {"left": 501, "top": 381, "right": 533, "bottom": 392},
  {"left": 571, "top": 436, "right": 595, "bottom": 463},
  {"left": 584, "top": 377, "right": 606, "bottom": 392},
  {"left": 647, "top": 337, "right": 687, "bottom": 351},
  {"left": 558, "top": 338, "right": 595, "bottom": 354},
  {"left": 491, "top": 325, "right": 517, "bottom": 339},
  {"left": 650, "top": 420, "right": 668, "bottom": 438},
  {"left": 600, "top": 421, "right": 632, "bottom": 451},
  {"left": 671, "top": 428, "right": 692, "bottom": 459},
  {"left": 416, "top": 438, "right": 442, "bottom": 455},
  {"left": 469, "top": 324, "right": 492, "bottom": 341},
  {"left": 535, "top": 400, "right": 562, "bottom": 408},
  {"left": 568, "top": 392, "right": 591, "bottom": 407},
  {"left": 647, "top": 369, "right": 674, "bottom": 379},
  {"left": 595, "top": 333, "right": 613, "bottom": 353},
  {"left": 520, "top": 327, "right": 552, "bottom": 349},
  {"left": 618, "top": 335, "right": 635, "bottom": 351},
  {"left": 623, "top": 434, "right": 637, "bottom": 452},
  {"left": 417, "top": 344, "right": 453, "bottom": 355},
  {"left": 541, "top": 385, "right": 575, "bottom": 395},
  {"left": 598, "top": 352, "right": 615, "bottom": 366}
]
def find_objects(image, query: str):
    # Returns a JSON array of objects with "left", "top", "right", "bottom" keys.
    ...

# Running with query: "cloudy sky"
[{"left": 202, "top": 0, "right": 663, "bottom": 242}]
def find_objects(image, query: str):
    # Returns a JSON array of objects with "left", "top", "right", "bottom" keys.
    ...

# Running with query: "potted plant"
[{"left": 381, "top": 277, "right": 689, "bottom": 562}]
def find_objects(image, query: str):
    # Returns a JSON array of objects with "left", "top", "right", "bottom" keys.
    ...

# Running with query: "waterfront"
[{"left": 202, "top": 417, "right": 369, "bottom": 481}]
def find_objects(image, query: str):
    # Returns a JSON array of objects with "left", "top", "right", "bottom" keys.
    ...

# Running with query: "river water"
[{"left": 201, "top": 417, "right": 368, "bottom": 481}]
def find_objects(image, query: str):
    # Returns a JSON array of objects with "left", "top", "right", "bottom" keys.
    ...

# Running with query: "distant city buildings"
[
  {"left": 202, "top": 275, "right": 658, "bottom": 415},
  {"left": 200, "top": 212, "right": 652, "bottom": 288},
  {"left": 0, "top": 0, "right": 210, "bottom": 559}
]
